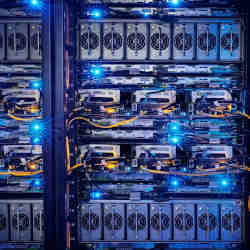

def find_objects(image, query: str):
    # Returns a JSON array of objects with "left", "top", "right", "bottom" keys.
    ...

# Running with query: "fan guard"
[
  {"left": 174, "top": 32, "right": 193, "bottom": 51},
  {"left": 81, "top": 212, "right": 100, "bottom": 231},
  {"left": 150, "top": 33, "right": 169, "bottom": 51},
  {"left": 12, "top": 213, "right": 30, "bottom": 231},
  {"left": 151, "top": 213, "right": 170, "bottom": 231},
  {"left": 222, "top": 213, "right": 240, "bottom": 231},
  {"left": 104, "top": 32, "right": 123, "bottom": 51},
  {"left": 8, "top": 33, "right": 26, "bottom": 51},
  {"left": 198, "top": 33, "right": 216, "bottom": 51},
  {"left": 80, "top": 32, "right": 99, "bottom": 50},
  {"left": 128, "top": 213, "right": 146, "bottom": 231},
  {"left": 198, "top": 213, "right": 217, "bottom": 231},
  {"left": 221, "top": 33, "right": 239, "bottom": 51},
  {"left": 104, "top": 212, "right": 123, "bottom": 231},
  {"left": 127, "top": 33, "right": 146, "bottom": 51},
  {"left": 174, "top": 213, "right": 193, "bottom": 231}
]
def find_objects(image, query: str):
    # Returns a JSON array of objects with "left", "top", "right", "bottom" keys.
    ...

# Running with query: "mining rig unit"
[{"left": 1, "top": 0, "right": 250, "bottom": 250}]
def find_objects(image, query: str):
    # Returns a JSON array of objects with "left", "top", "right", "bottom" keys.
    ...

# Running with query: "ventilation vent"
[
  {"left": 104, "top": 212, "right": 123, "bottom": 231},
  {"left": 198, "top": 213, "right": 217, "bottom": 231},
  {"left": 151, "top": 213, "right": 170, "bottom": 231},
  {"left": 31, "top": 32, "right": 41, "bottom": 50},
  {"left": 81, "top": 212, "right": 100, "bottom": 231},
  {"left": 174, "top": 213, "right": 193, "bottom": 231},
  {"left": 80, "top": 32, "right": 99, "bottom": 50},
  {"left": 150, "top": 33, "right": 169, "bottom": 51},
  {"left": 198, "top": 33, "right": 216, "bottom": 51},
  {"left": 174, "top": 33, "right": 193, "bottom": 51},
  {"left": 12, "top": 213, "right": 30, "bottom": 231},
  {"left": 104, "top": 32, "right": 123, "bottom": 51},
  {"left": 127, "top": 33, "right": 146, "bottom": 51},
  {"left": 8, "top": 33, "right": 26, "bottom": 51},
  {"left": 222, "top": 213, "right": 240, "bottom": 231},
  {"left": 128, "top": 213, "right": 147, "bottom": 231},
  {"left": 221, "top": 33, "right": 239, "bottom": 51},
  {"left": 0, "top": 214, "right": 7, "bottom": 231}
]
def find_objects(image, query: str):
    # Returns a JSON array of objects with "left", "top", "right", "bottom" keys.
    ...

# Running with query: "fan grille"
[
  {"left": 80, "top": 32, "right": 99, "bottom": 50},
  {"left": 81, "top": 212, "right": 100, "bottom": 231},
  {"left": 174, "top": 33, "right": 193, "bottom": 51},
  {"left": 150, "top": 33, "right": 169, "bottom": 51},
  {"left": 12, "top": 213, "right": 30, "bottom": 231},
  {"left": 198, "top": 213, "right": 217, "bottom": 231},
  {"left": 151, "top": 213, "right": 170, "bottom": 231},
  {"left": 34, "top": 213, "right": 44, "bottom": 231},
  {"left": 198, "top": 33, "right": 216, "bottom": 51},
  {"left": 222, "top": 213, "right": 240, "bottom": 231},
  {"left": 221, "top": 33, "right": 239, "bottom": 51},
  {"left": 0, "top": 214, "right": 7, "bottom": 231},
  {"left": 127, "top": 33, "right": 146, "bottom": 51},
  {"left": 174, "top": 213, "right": 193, "bottom": 231},
  {"left": 104, "top": 212, "right": 123, "bottom": 231},
  {"left": 104, "top": 32, "right": 123, "bottom": 51},
  {"left": 128, "top": 212, "right": 146, "bottom": 231},
  {"left": 31, "top": 32, "right": 41, "bottom": 50},
  {"left": 8, "top": 33, "right": 26, "bottom": 51}
]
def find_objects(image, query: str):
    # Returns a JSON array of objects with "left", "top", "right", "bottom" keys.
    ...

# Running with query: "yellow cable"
[
  {"left": 67, "top": 113, "right": 144, "bottom": 129},
  {"left": 66, "top": 136, "right": 71, "bottom": 171},
  {"left": 68, "top": 163, "right": 84, "bottom": 172},
  {"left": 0, "top": 170, "right": 43, "bottom": 176},
  {"left": 8, "top": 113, "right": 40, "bottom": 121}
]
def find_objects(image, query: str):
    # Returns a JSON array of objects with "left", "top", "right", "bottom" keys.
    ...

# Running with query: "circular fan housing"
[
  {"left": 80, "top": 32, "right": 99, "bottom": 50},
  {"left": 104, "top": 32, "right": 123, "bottom": 51},
  {"left": 128, "top": 213, "right": 146, "bottom": 231},
  {"left": 174, "top": 213, "right": 193, "bottom": 231},
  {"left": 104, "top": 213, "right": 123, "bottom": 231},
  {"left": 150, "top": 33, "right": 170, "bottom": 51},
  {"left": 174, "top": 33, "right": 193, "bottom": 51},
  {"left": 31, "top": 32, "right": 42, "bottom": 50},
  {"left": 198, "top": 33, "right": 216, "bottom": 51},
  {"left": 222, "top": 213, "right": 240, "bottom": 231},
  {"left": 127, "top": 33, "right": 146, "bottom": 51},
  {"left": 198, "top": 213, "right": 217, "bottom": 231},
  {"left": 8, "top": 33, "right": 26, "bottom": 51},
  {"left": 34, "top": 213, "right": 44, "bottom": 231},
  {"left": 81, "top": 212, "right": 100, "bottom": 231},
  {"left": 151, "top": 213, "right": 170, "bottom": 231},
  {"left": 0, "top": 214, "right": 7, "bottom": 231},
  {"left": 221, "top": 33, "right": 239, "bottom": 51},
  {"left": 12, "top": 213, "right": 30, "bottom": 231}
]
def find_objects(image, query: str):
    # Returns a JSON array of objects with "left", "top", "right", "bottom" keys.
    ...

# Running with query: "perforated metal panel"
[
  {"left": 150, "top": 203, "right": 172, "bottom": 241},
  {"left": 173, "top": 203, "right": 195, "bottom": 240},
  {"left": 197, "top": 23, "right": 218, "bottom": 61},
  {"left": 79, "top": 203, "right": 102, "bottom": 241},
  {"left": 0, "top": 203, "right": 9, "bottom": 242},
  {"left": 10, "top": 203, "right": 31, "bottom": 241},
  {"left": 104, "top": 203, "right": 125, "bottom": 240},
  {"left": 7, "top": 23, "right": 28, "bottom": 60},
  {"left": 103, "top": 22, "right": 124, "bottom": 60},
  {"left": 127, "top": 203, "right": 148, "bottom": 240},
  {"left": 80, "top": 22, "right": 101, "bottom": 60},
  {"left": 32, "top": 202, "right": 44, "bottom": 241},
  {"left": 30, "top": 23, "right": 42, "bottom": 60},
  {"left": 197, "top": 203, "right": 219, "bottom": 241}
]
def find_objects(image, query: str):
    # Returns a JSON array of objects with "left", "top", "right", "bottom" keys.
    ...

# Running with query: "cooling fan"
[
  {"left": 127, "top": 204, "right": 148, "bottom": 240},
  {"left": 149, "top": 23, "right": 171, "bottom": 60},
  {"left": 220, "top": 23, "right": 241, "bottom": 61},
  {"left": 34, "top": 213, "right": 44, "bottom": 231},
  {"left": 104, "top": 204, "right": 125, "bottom": 240},
  {"left": 126, "top": 23, "right": 147, "bottom": 60},
  {"left": 7, "top": 23, "right": 28, "bottom": 60},
  {"left": 30, "top": 24, "right": 42, "bottom": 60},
  {"left": 79, "top": 204, "right": 102, "bottom": 241},
  {"left": 222, "top": 213, "right": 240, "bottom": 232},
  {"left": 174, "top": 213, "right": 194, "bottom": 231},
  {"left": 103, "top": 23, "right": 124, "bottom": 60},
  {"left": 33, "top": 204, "right": 44, "bottom": 241},
  {"left": 197, "top": 24, "right": 218, "bottom": 60},
  {"left": 173, "top": 23, "right": 194, "bottom": 60},
  {"left": 80, "top": 23, "right": 101, "bottom": 60},
  {"left": 12, "top": 213, "right": 30, "bottom": 231},
  {"left": 0, "top": 214, "right": 7, "bottom": 231}
]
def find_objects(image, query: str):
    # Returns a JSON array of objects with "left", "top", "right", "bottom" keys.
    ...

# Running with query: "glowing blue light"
[
  {"left": 31, "top": 0, "right": 38, "bottom": 5},
  {"left": 29, "top": 0, "right": 41, "bottom": 8},
  {"left": 169, "top": 122, "right": 180, "bottom": 132},
  {"left": 170, "top": 136, "right": 180, "bottom": 144},
  {"left": 90, "top": 9, "right": 102, "bottom": 18},
  {"left": 171, "top": 179, "right": 179, "bottom": 186},
  {"left": 90, "top": 66, "right": 104, "bottom": 78},
  {"left": 171, "top": 0, "right": 180, "bottom": 5},
  {"left": 34, "top": 179, "right": 41, "bottom": 186},
  {"left": 30, "top": 121, "right": 44, "bottom": 134},
  {"left": 221, "top": 179, "right": 229, "bottom": 187},
  {"left": 143, "top": 10, "right": 151, "bottom": 17},
  {"left": 32, "top": 137, "right": 41, "bottom": 144},
  {"left": 91, "top": 191, "right": 102, "bottom": 199},
  {"left": 30, "top": 80, "right": 42, "bottom": 89}
]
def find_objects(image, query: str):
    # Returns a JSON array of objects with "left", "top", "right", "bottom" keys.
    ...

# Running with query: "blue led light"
[
  {"left": 91, "top": 191, "right": 102, "bottom": 199},
  {"left": 221, "top": 179, "right": 229, "bottom": 187},
  {"left": 32, "top": 137, "right": 41, "bottom": 144},
  {"left": 170, "top": 136, "right": 180, "bottom": 144},
  {"left": 143, "top": 10, "right": 151, "bottom": 17},
  {"left": 30, "top": 121, "right": 44, "bottom": 135},
  {"left": 29, "top": 0, "right": 41, "bottom": 8},
  {"left": 90, "top": 9, "right": 102, "bottom": 18},
  {"left": 90, "top": 66, "right": 104, "bottom": 78},
  {"left": 169, "top": 122, "right": 180, "bottom": 132},
  {"left": 31, "top": 0, "right": 38, "bottom": 5},
  {"left": 34, "top": 179, "right": 41, "bottom": 186},
  {"left": 30, "top": 80, "right": 42, "bottom": 89},
  {"left": 171, "top": 0, "right": 180, "bottom": 5},
  {"left": 171, "top": 179, "right": 179, "bottom": 186}
]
